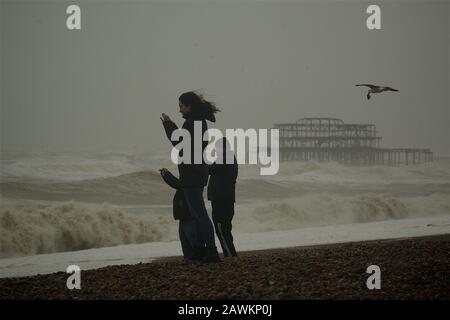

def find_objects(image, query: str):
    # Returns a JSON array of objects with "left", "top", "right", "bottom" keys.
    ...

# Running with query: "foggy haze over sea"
[{"left": 1, "top": 1, "right": 449, "bottom": 156}]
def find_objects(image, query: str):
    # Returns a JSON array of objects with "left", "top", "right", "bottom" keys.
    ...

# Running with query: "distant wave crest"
[
  {"left": 238, "top": 192, "right": 450, "bottom": 232},
  {"left": 0, "top": 201, "right": 173, "bottom": 258}
]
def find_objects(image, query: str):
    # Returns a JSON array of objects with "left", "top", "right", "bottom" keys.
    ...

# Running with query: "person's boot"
[
  {"left": 188, "top": 247, "right": 205, "bottom": 262},
  {"left": 202, "top": 246, "right": 221, "bottom": 263}
]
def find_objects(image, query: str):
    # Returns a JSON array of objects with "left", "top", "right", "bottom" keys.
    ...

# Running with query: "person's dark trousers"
[
  {"left": 212, "top": 201, "right": 237, "bottom": 257},
  {"left": 178, "top": 217, "right": 201, "bottom": 260},
  {"left": 183, "top": 187, "right": 216, "bottom": 248}
]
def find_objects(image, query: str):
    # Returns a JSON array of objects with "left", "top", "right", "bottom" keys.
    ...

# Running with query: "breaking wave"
[
  {"left": 1, "top": 152, "right": 448, "bottom": 258},
  {"left": 0, "top": 171, "right": 171, "bottom": 205},
  {"left": 0, "top": 201, "right": 174, "bottom": 258},
  {"left": 1, "top": 192, "right": 448, "bottom": 258},
  {"left": 236, "top": 192, "right": 450, "bottom": 232}
]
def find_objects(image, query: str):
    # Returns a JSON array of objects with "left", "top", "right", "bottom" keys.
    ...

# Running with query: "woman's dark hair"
[{"left": 179, "top": 91, "right": 220, "bottom": 122}]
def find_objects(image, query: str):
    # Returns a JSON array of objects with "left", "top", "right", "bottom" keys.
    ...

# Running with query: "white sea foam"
[
  {"left": 0, "top": 201, "right": 176, "bottom": 258},
  {"left": 1, "top": 215, "right": 448, "bottom": 279},
  {"left": 235, "top": 192, "right": 450, "bottom": 232},
  {"left": 0, "top": 152, "right": 448, "bottom": 258},
  {"left": 1, "top": 191, "right": 448, "bottom": 258}
]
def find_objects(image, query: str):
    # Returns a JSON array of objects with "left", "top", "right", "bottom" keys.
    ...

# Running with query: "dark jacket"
[
  {"left": 207, "top": 154, "right": 238, "bottom": 203},
  {"left": 160, "top": 171, "right": 190, "bottom": 221},
  {"left": 163, "top": 116, "right": 209, "bottom": 188}
]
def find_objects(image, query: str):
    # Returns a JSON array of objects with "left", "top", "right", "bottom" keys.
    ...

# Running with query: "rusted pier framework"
[{"left": 274, "top": 118, "right": 433, "bottom": 165}]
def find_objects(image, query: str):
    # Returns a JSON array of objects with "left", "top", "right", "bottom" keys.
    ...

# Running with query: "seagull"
[{"left": 356, "top": 84, "right": 399, "bottom": 100}]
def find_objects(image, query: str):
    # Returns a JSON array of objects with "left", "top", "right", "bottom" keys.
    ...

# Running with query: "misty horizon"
[{"left": 1, "top": 1, "right": 449, "bottom": 157}]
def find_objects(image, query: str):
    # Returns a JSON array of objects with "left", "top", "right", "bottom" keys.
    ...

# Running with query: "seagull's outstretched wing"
[
  {"left": 384, "top": 86, "right": 399, "bottom": 92},
  {"left": 356, "top": 84, "right": 378, "bottom": 89}
]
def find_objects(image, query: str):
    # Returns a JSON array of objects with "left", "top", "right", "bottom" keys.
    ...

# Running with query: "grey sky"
[{"left": 1, "top": 0, "right": 449, "bottom": 156}]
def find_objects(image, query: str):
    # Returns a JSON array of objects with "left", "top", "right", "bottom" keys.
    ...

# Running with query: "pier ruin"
[{"left": 274, "top": 117, "right": 432, "bottom": 165}]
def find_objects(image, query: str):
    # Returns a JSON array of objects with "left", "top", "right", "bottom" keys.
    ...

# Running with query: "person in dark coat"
[
  {"left": 207, "top": 138, "right": 238, "bottom": 257},
  {"left": 160, "top": 91, "right": 221, "bottom": 263},
  {"left": 159, "top": 168, "right": 200, "bottom": 262}
]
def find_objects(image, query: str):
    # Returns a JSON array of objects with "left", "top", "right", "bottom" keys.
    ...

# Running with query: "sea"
[{"left": 0, "top": 150, "right": 448, "bottom": 277}]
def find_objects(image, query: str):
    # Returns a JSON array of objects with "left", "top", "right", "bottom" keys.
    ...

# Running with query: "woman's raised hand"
[{"left": 160, "top": 113, "right": 171, "bottom": 122}]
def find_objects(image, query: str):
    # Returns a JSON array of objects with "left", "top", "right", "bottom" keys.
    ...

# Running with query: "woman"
[{"left": 160, "top": 91, "right": 220, "bottom": 262}]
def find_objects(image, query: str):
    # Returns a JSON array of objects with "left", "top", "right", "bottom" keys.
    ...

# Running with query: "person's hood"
[{"left": 183, "top": 104, "right": 216, "bottom": 122}]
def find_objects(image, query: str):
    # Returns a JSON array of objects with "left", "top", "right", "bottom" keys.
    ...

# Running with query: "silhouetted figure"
[
  {"left": 356, "top": 84, "right": 399, "bottom": 100},
  {"left": 207, "top": 138, "right": 238, "bottom": 257},
  {"left": 159, "top": 168, "right": 199, "bottom": 262},
  {"left": 160, "top": 91, "right": 221, "bottom": 263}
]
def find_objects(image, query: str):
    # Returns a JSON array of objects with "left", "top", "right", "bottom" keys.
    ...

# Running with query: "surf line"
[{"left": 169, "top": 121, "right": 279, "bottom": 175}]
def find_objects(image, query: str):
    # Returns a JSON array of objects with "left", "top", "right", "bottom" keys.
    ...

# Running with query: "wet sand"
[{"left": 0, "top": 234, "right": 449, "bottom": 299}]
